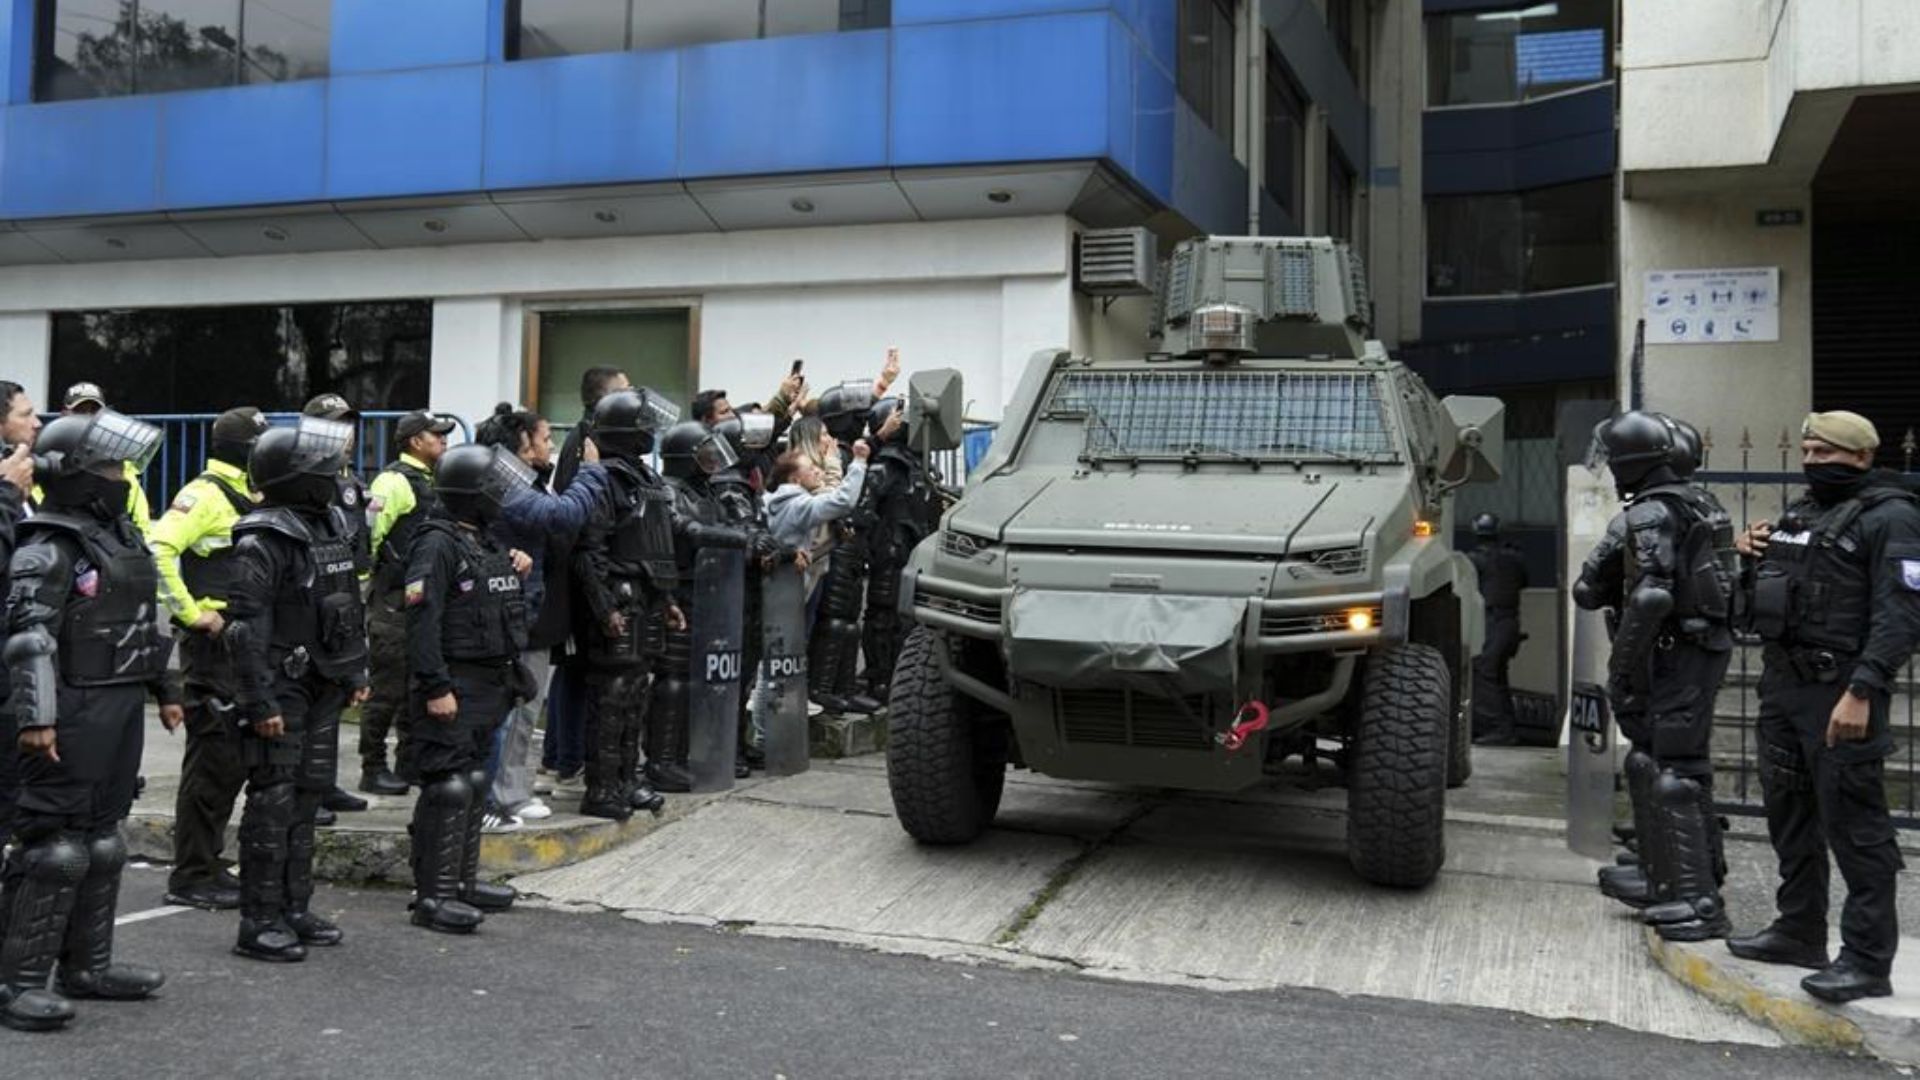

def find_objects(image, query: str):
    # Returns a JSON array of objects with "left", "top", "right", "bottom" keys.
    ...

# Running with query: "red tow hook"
[{"left": 1216, "top": 701, "right": 1271, "bottom": 753}]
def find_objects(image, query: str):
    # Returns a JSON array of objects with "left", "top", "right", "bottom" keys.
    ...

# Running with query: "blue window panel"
[
  {"left": 893, "top": 13, "right": 1111, "bottom": 167},
  {"left": 159, "top": 81, "right": 326, "bottom": 209},
  {"left": 484, "top": 51, "right": 678, "bottom": 190},
  {"left": 332, "top": 0, "right": 492, "bottom": 75},
  {"left": 1171, "top": 101, "right": 1245, "bottom": 236},
  {"left": 327, "top": 68, "right": 485, "bottom": 200},
  {"left": 1130, "top": 0, "right": 1175, "bottom": 75},
  {"left": 1132, "top": 42, "right": 1175, "bottom": 201},
  {"left": 1106, "top": 17, "right": 1135, "bottom": 180},
  {"left": 895, "top": 0, "right": 1115, "bottom": 24},
  {"left": 678, "top": 31, "right": 887, "bottom": 179},
  {"left": 0, "top": 0, "right": 28, "bottom": 106},
  {"left": 1, "top": 96, "right": 159, "bottom": 216}
]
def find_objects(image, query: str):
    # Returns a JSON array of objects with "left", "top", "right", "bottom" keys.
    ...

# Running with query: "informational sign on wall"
[{"left": 1643, "top": 267, "right": 1779, "bottom": 345}]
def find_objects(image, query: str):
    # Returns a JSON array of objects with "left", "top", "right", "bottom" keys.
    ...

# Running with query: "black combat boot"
[
  {"left": 56, "top": 834, "right": 164, "bottom": 1000},
  {"left": 1802, "top": 958, "right": 1893, "bottom": 1004},
  {"left": 283, "top": 803, "right": 342, "bottom": 947},
  {"left": 1727, "top": 924, "right": 1829, "bottom": 970},
  {"left": 0, "top": 835, "right": 86, "bottom": 1032},
  {"left": 1640, "top": 773, "right": 1731, "bottom": 941},
  {"left": 410, "top": 776, "right": 485, "bottom": 934},
  {"left": 459, "top": 771, "right": 516, "bottom": 913}
]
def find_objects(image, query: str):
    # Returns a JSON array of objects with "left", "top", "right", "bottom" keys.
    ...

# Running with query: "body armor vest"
[
  {"left": 419, "top": 521, "right": 528, "bottom": 662},
  {"left": 1468, "top": 543, "right": 1526, "bottom": 611},
  {"left": 667, "top": 477, "right": 726, "bottom": 577},
  {"left": 236, "top": 506, "right": 369, "bottom": 681},
  {"left": 1631, "top": 483, "right": 1737, "bottom": 625},
  {"left": 605, "top": 458, "right": 678, "bottom": 592},
  {"left": 25, "top": 512, "right": 169, "bottom": 686},
  {"left": 178, "top": 472, "right": 256, "bottom": 604},
  {"left": 374, "top": 461, "right": 437, "bottom": 591},
  {"left": 869, "top": 444, "right": 936, "bottom": 563},
  {"left": 1748, "top": 487, "right": 1916, "bottom": 653}
]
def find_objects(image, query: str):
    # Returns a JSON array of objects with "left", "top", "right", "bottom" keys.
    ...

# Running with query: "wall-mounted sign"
[{"left": 1643, "top": 267, "right": 1779, "bottom": 345}]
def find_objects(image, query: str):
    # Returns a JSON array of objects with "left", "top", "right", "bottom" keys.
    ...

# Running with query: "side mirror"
[
  {"left": 907, "top": 368, "right": 965, "bottom": 453},
  {"left": 1439, "top": 395, "right": 1504, "bottom": 484}
]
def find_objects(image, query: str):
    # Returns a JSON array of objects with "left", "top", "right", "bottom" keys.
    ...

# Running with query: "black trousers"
[
  {"left": 1757, "top": 667, "right": 1904, "bottom": 975},
  {"left": 1471, "top": 607, "right": 1521, "bottom": 737},
  {"left": 12, "top": 683, "right": 146, "bottom": 839},
  {"left": 170, "top": 632, "right": 248, "bottom": 892},
  {"left": 412, "top": 662, "right": 515, "bottom": 781},
  {"left": 360, "top": 597, "right": 414, "bottom": 777}
]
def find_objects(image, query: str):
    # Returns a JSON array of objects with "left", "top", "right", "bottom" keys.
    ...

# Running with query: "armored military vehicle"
[{"left": 887, "top": 236, "right": 1503, "bottom": 888}]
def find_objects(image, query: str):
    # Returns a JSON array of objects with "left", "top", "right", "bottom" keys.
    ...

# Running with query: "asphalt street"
[{"left": 5, "top": 864, "right": 1895, "bottom": 1080}]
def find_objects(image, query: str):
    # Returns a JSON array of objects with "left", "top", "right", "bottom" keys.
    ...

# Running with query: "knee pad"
[
  {"left": 82, "top": 832, "right": 126, "bottom": 877},
  {"left": 465, "top": 769, "right": 491, "bottom": 795},
  {"left": 420, "top": 774, "right": 473, "bottom": 811},
  {"left": 1624, "top": 750, "right": 1658, "bottom": 789},
  {"left": 17, "top": 833, "right": 90, "bottom": 886},
  {"left": 1653, "top": 770, "right": 1702, "bottom": 810}
]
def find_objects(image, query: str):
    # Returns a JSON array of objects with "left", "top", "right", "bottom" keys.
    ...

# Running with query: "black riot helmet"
[
  {"left": 817, "top": 382, "right": 875, "bottom": 445},
  {"left": 1598, "top": 410, "right": 1680, "bottom": 496},
  {"left": 34, "top": 409, "right": 162, "bottom": 512},
  {"left": 711, "top": 413, "right": 775, "bottom": 458},
  {"left": 1472, "top": 512, "right": 1500, "bottom": 540},
  {"left": 866, "top": 396, "right": 905, "bottom": 443},
  {"left": 660, "top": 420, "right": 740, "bottom": 481},
  {"left": 591, "top": 387, "right": 678, "bottom": 459},
  {"left": 1668, "top": 417, "right": 1703, "bottom": 479},
  {"left": 436, "top": 443, "right": 534, "bottom": 525},
  {"left": 251, "top": 416, "right": 353, "bottom": 510}
]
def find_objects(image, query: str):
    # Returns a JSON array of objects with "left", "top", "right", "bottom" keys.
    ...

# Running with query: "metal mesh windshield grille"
[{"left": 1043, "top": 370, "right": 1395, "bottom": 462}]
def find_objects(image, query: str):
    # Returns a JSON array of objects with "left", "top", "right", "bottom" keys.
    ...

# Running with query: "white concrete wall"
[
  {"left": 1618, "top": 188, "right": 1814, "bottom": 457},
  {"left": 0, "top": 215, "right": 1112, "bottom": 425},
  {"left": 1622, "top": 0, "right": 1920, "bottom": 176}
]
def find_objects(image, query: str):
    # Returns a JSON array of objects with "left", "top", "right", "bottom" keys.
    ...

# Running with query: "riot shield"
[
  {"left": 1566, "top": 606, "right": 1617, "bottom": 860},
  {"left": 688, "top": 546, "right": 747, "bottom": 793},
  {"left": 1564, "top": 463, "right": 1622, "bottom": 859},
  {"left": 760, "top": 564, "right": 811, "bottom": 777}
]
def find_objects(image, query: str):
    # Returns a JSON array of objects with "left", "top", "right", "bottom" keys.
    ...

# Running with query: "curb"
[
  {"left": 1644, "top": 929, "right": 1886, "bottom": 1058},
  {"left": 125, "top": 791, "right": 715, "bottom": 886}
]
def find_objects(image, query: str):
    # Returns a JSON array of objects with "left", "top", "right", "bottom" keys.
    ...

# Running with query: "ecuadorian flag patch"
[{"left": 405, "top": 580, "right": 426, "bottom": 606}]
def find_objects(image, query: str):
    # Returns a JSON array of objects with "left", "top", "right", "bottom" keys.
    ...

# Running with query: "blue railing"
[{"left": 132, "top": 411, "right": 474, "bottom": 512}]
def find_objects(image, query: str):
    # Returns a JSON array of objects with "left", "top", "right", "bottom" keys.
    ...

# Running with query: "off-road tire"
[
  {"left": 887, "top": 625, "right": 1007, "bottom": 844},
  {"left": 1446, "top": 697, "right": 1473, "bottom": 789},
  {"left": 1347, "top": 643, "right": 1450, "bottom": 887}
]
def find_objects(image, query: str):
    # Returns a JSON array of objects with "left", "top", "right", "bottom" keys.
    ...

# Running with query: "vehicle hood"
[{"left": 955, "top": 471, "right": 1400, "bottom": 557}]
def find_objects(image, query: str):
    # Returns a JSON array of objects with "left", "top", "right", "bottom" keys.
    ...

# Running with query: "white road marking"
[{"left": 114, "top": 905, "right": 198, "bottom": 927}]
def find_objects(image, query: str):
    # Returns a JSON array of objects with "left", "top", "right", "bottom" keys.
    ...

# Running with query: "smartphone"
[{"left": 790, "top": 359, "right": 805, "bottom": 376}]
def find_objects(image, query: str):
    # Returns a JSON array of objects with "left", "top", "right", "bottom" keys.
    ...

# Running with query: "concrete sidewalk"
[{"left": 513, "top": 747, "right": 1786, "bottom": 1048}]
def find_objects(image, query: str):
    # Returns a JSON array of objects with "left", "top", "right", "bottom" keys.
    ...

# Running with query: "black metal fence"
[{"left": 1696, "top": 430, "right": 1920, "bottom": 825}]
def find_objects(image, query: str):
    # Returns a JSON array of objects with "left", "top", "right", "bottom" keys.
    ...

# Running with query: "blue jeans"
[{"left": 539, "top": 659, "right": 588, "bottom": 777}]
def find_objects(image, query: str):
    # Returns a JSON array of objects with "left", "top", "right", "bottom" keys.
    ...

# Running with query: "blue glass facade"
[{"left": 0, "top": 0, "right": 1223, "bottom": 225}]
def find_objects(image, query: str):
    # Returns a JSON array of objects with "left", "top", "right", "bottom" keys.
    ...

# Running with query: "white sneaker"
[
  {"left": 481, "top": 810, "right": 523, "bottom": 834},
  {"left": 515, "top": 799, "right": 553, "bottom": 821}
]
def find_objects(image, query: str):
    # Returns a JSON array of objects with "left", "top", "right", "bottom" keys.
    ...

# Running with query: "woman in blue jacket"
[{"left": 474, "top": 403, "right": 608, "bottom": 828}]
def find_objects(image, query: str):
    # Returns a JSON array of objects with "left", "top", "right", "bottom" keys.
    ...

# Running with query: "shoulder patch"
[
  {"left": 1902, "top": 560, "right": 1920, "bottom": 592},
  {"left": 341, "top": 485, "right": 359, "bottom": 507},
  {"left": 405, "top": 579, "right": 426, "bottom": 606},
  {"left": 74, "top": 565, "right": 99, "bottom": 598},
  {"left": 170, "top": 491, "right": 198, "bottom": 514}
]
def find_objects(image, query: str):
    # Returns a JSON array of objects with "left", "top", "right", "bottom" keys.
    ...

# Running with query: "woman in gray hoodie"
[{"left": 763, "top": 438, "right": 869, "bottom": 564}]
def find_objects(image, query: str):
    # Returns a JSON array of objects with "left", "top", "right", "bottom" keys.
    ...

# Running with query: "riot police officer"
[
  {"left": 711, "top": 413, "right": 804, "bottom": 772},
  {"left": 225, "top": 417, "right": 371, "bottom": 963},
  {"left": 0, "top": 410, "right": 178, "bottom": 1032},
  {"left": 860, "top": 398, "right": 937, "bottom": 703},
  {"left": 808, "top": 383, "right": 882, "bottom": 715},
  {"left": 649, "top": 422, "right": 751, "bottom": 790},
  {"left": 404, "top": 444, "right": 534, "bottom": 933},
  {"left": 1572, "top": 411, "right": 1736, "bottom": 943},
  {"left": 1729, "top": 410, "right": 1920, "bottom": 1003},
  {"left": 1467, "top": 512, "right": 1529, "bottom": 746},
  {"left": 361, "top": 410, "right": 454, "bottom": 795},
  {"left": 0, "top": 426, "right": 33, "bottom": 854},
  {"left": 571, "top": 388, "right": 681, "bottom": 819},
  {"left": 152, "top": 407, "right": 268, "bottom": 911}
]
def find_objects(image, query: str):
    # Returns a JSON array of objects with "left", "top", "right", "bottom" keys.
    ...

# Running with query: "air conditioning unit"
[{"left": 1074, "top": 228, "right": 1156, "bottom": 297}]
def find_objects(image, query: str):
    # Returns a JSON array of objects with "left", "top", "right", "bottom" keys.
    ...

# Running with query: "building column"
[
  {"left": 429, "top": 296, "right": 520, "bottom": 437},
  {"left": 0, "top": 312, "right": 51, "bottom": 405}
]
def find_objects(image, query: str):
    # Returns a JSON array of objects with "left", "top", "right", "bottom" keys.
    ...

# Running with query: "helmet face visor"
[
  {"left": 693, "top": 434, "right": 739, "bottom": 475},
  {"left": 80, "top": 410, "right": 163, "bottom": 473},
  {"left": 484, "top": 445, "right": 537, "bottom": 502},
  {"left": 634, "top": 387, "right": 680, "bottom": 433},
  {"left": 739, "top": 412, "right": 775, "bottom": 450},
  {"left": 291, "top": 416, "right": 354, "bottom": 476}
]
